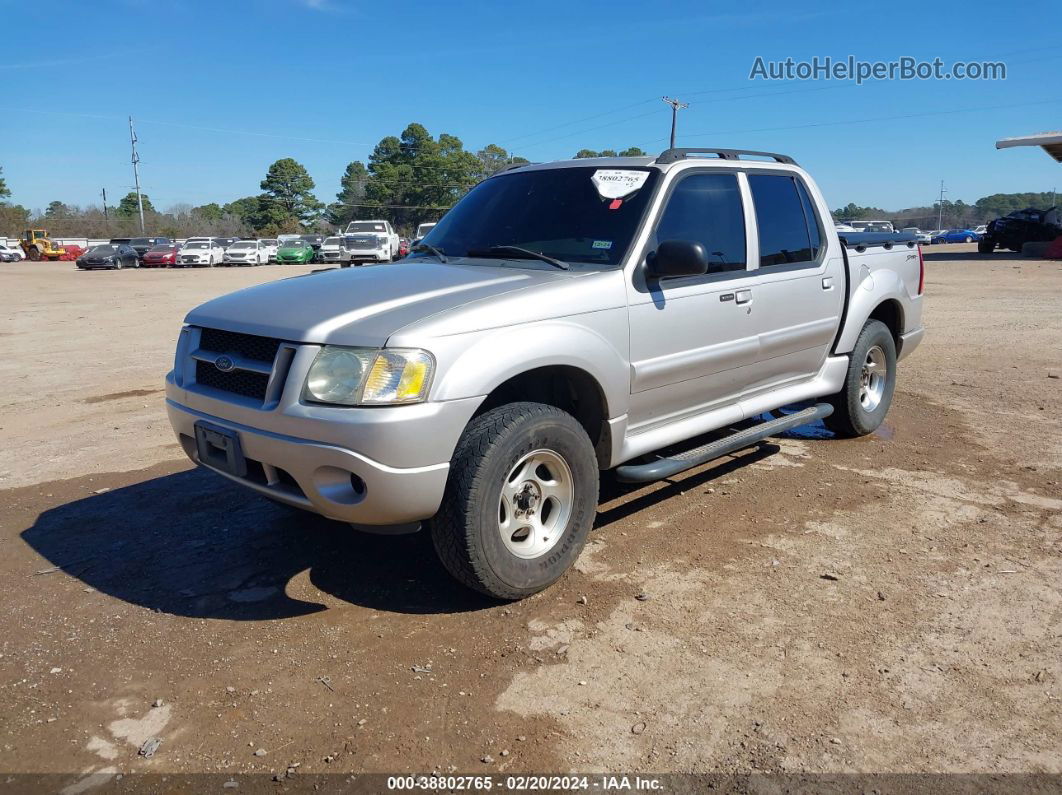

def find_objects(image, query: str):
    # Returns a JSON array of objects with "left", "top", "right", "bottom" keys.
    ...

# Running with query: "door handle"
[
  {"left": 822, "top": 277, "right": 834, "bottom": 290},
  {"left": 735, "top": 289, "right": 752, "bottom": 305}
]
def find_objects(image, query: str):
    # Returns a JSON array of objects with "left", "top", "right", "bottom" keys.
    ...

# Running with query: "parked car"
[
  {"left": 108, "top": 238, "right": 133, "bottom": 246},
  {"left": 412, "top": 222, "right": 437, "bottom": 248},
  {"left": 931, "top": 228, "right": 980, "bottom": 244},
  {"left": 318, "top": 236, "right": 344, "bottom": 264},
  {"left": 275, "top": 239, "right": 315, "bottom": 264},
  {"left": 76, "top": 243, "right": 140, "bottom": 270},
  {"left": 129, "top": 236, "right": 172, "bottom": 261},
  {"left": 142, "top": 244, "right": 179, "bottom": 267},
  {"left": 259, "top": 239, "right": 280, "bottom": 262},
  {"left": 901, "top": 227, "right": 932, "bottom": 244},
  {"left": 299, "top": 235, "right": 325, "bottom": 261},
  {"left": 166, "top": 147, "right": 925, "bottom": 600},
  {"left": 972, "top": 225, "right": 988, "bottom": 236},
  {"left": 177, "top": 240, "right": 224, "bottom": 267},
  {"left": 223, "top": 239, "right": 268, "bottom": 266},
  {"left": 978, "top": 206, "right": 1061, "bottom": 253},
  {"left": 344, "top": 220, "right": 399, "bottom": 262},
  {"left": 0, "top": 242, "right": 24, "bottom": 262},
  {"left": 848, "top": 220, "right": 894, "bottom": 233}
]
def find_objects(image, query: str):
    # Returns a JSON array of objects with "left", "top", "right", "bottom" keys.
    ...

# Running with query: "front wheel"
[
  {"left": 430, "top": 402, "right": 599, "bottom": 600},
  {"left": 824, "top": 320, "right": 897, "bottom": 437},
  {"left": 977, "top": 238, "right": 995, "bottom": 254},
  {"left": 964, "top": 236, "right": 972, "bottom": 243}
]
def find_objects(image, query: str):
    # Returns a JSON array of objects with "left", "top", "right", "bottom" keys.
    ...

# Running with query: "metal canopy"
[{"left": 995, "top": 131, "right": 1062, "bottom": 163}]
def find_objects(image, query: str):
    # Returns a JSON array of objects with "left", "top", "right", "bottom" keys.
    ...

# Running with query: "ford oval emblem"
[{"left": 214, "top": 355, "right": 235, "bottom": 373}]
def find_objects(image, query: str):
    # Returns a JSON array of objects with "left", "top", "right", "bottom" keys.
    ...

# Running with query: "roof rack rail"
[
  {"left": 494, "top": 161, "right": 533, "bottom": 175},
  {"left": 655, "top": 148, "right": 797, "bottom": 166}
]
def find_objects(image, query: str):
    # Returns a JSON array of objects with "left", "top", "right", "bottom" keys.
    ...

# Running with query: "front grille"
[
  {"left": 348, "top": 239, "right": 376, "bottom": 249},
  {"left": 198, "top": 327, "right": 281, "bottom": 363},
  {"left": 195, "top": 360, "right": 270, "bottom": 399}
]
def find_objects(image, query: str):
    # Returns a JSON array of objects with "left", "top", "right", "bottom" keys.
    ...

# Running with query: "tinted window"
[
  {"left": 795, "top": 179, "right": 822, "bottom": 259},
  {"left": 426, "top": 166, "right": 661, "bottom": 267},
  {"left": 749, "top": 174, "right": 816, "bottom": 267},
  {"left": 653, "top": 173, "right": 746, "bottom": 271}
]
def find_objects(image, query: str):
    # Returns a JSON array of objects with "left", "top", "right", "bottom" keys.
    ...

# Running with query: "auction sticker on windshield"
[{"left": 591, "top": 169, "right": 650, "bottom": 199}]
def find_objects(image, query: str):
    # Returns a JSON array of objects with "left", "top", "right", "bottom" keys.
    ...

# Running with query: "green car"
[{"left": 276, "top": 239, "right": 315, "bottom": 264}]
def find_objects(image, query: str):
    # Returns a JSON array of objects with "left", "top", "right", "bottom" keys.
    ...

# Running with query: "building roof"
[{"left": 995, "top": 131, "right": 1062, "bottom": 163}]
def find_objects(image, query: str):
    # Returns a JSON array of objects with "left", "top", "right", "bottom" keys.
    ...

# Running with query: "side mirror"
[{"left": 646, "top": 239, "right": 710, "bottom": 279}]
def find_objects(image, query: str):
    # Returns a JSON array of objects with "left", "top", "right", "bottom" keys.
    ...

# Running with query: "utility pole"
[
  {"left": 661, "top": 96, "right": 688, "bottom": 149},
  {"left": 128, "top": 116, "right": 145, "bottom": 234},
  {"left": 937, "top": 180, "right": 947, "bottom": 230},
  {"left": 101, "top": 188, "right": 108, "bottom": 220}
]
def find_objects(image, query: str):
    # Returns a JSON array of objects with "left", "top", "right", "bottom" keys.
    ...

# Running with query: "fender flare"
[{"left": 834, "top": 268, "right": 908, "bottom": 354}]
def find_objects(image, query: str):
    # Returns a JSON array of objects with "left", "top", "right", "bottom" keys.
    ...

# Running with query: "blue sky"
[{"left": 2, "top": 0, "right": 1060, "bottom": 213}]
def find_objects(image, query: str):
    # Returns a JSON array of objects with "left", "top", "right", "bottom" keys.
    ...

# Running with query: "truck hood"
[{"left": 184, "top": 260, "right": 575, "bottom": 347}]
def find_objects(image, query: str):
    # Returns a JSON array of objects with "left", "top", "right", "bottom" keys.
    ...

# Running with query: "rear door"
[
  {"left": 625, "top": 169, "right": 761, "bottom": 431},
  {"left": 739, "top": 172, "right": 844, "bottom": 393}
]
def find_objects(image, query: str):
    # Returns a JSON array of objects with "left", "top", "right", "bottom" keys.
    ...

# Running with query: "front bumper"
[
  {"left": 166, "top": 372, "right": 483, "bottom": 525},
  {"left": 349, "top": 250, "right": 389, "bottom": 262}
]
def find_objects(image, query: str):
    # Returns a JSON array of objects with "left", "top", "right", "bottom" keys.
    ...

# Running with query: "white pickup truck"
[
  {"left": 167, "top": 148, "right": 924, "bottom": 599},
  {"left": 342, "top": 219, "right": 400, "bottom": 264}
]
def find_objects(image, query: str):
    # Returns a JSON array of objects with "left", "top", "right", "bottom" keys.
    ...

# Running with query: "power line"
[{"left": 637, "top": 97, "right": 1062, "bottom": 146}]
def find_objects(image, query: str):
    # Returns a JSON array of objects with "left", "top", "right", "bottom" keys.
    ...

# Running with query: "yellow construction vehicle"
[{"left": 19, "top": 229, "right": 66, "bottom": 261}]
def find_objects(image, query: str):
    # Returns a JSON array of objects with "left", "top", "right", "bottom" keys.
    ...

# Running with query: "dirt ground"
[{"left": 0, "top": 247, "right": 1059, "bottom": 787}]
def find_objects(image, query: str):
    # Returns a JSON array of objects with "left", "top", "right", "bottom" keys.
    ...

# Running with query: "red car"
[{"left": 141, "top": 244, "right": 178, "bottom": 267}]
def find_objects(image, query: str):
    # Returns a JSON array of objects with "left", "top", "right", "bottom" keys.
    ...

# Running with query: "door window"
[
  {"left": 653, "top": 173, "right": 746, "bottom": 272},
  {"left": 749, "top": 174, "right": 821, "bottom": 267}
]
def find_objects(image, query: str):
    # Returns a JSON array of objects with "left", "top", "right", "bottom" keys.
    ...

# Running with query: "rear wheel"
[
  {"left": 430, "top": 402, "right": 599, "bottom": 600},
  {"left": 28, "top": 247, "right": 41, "bottom": 261},
  {"left": 824, "top": 320, "right": 897, "bottom": 437}
]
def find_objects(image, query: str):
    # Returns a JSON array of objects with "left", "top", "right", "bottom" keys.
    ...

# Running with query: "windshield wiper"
[
  {"left": 412, "top": 242, "right": 448, "bottom": 263},
  {"left": 467, "top": 245, "right": 569, "bottom": 271}
]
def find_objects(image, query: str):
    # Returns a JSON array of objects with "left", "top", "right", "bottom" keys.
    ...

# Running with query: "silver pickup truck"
[{"left": 166, "top": 148, "right": 924, "bottom": 599}]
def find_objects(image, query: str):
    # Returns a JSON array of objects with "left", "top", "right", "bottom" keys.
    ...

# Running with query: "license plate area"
[{"left": 194, "top": 422, "right": 247, "bottom": 478}]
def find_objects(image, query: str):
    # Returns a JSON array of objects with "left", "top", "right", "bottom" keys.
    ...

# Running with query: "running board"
[{"left": 614, "top": 402, "right": 834, "bottom": 484}]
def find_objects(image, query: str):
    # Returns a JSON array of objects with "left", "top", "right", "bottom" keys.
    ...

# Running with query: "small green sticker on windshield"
[{"left": 592, "top": 240, "right": 613, "bottom": 250}]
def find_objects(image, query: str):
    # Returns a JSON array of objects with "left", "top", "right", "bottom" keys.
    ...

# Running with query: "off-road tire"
[
  {"left": 824, "top": 320, "right": 897, "bottom": 437},
  {"left": 430, "top": 402, "right": 599, "bottom": 600}
]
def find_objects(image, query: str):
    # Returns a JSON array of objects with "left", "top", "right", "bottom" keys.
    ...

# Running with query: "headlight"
[{"left": 303, "top": 346, "right": 434, "bottom": 406}]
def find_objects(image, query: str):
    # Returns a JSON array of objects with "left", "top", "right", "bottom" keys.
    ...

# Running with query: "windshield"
[
  {"left": 230, "top": 241, "right": 255, "bottom": 249},
  {"left": 148, "top": 245, "right": 174, "bottom": 252},
  {"left": 281, "top": 240, "right": 307, "bottom": 248},
  {"left": 323, "top": 237, "right": 341, "bottom": 246},
  {"left": 87, "top": 245, "right": 115, "bottom": 255},
  {"left": 416, "top": 223, "right": 436, "bottom": 237},
  {"left": 261, "top": 239, "right": 278, "bottom": 245},
  {"left": 420, "top": 166, "right": 660, "bottom": 267},
  {"left": 346, "top": 222, "right": 386, "bottom": 233},
  {"left": 185, "top": 242, "right": 211, "bottom": 249}
]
